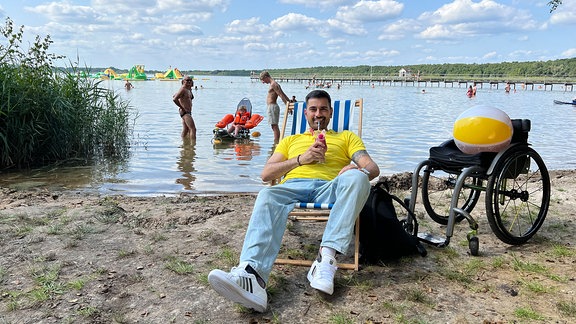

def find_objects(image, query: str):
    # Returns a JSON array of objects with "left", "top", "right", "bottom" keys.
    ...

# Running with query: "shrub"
[{"left": 0, "top": 17, "right": 132, "bottom": 169}]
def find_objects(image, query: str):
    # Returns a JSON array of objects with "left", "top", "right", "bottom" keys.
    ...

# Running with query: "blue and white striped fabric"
[
  {"left": 290, "top": 100, "right": 355, "bottom": 135},
  {"left": 297, "top": 202, "right": 334, "bottom": 209},
  {"left": 329, "top": 100, "right": 354, "bottom": 133},
  {"left": 289, "top": 100, "right": 356, "bottom": 212}
]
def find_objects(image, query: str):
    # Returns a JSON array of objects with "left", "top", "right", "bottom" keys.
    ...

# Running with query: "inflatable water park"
[
  {"left": 89, "top": 65, "right": 184, "bottom": 81},
  {"left": 89, "top": 68, "right": 122, "bottom": 80},
  {"left": 155, "top": 67, "right": 183, "bottom": 81}
]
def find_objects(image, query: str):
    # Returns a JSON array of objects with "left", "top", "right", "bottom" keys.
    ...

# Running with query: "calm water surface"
[{"left": 1, "top": 76, "right": 575, "bottom": 195}]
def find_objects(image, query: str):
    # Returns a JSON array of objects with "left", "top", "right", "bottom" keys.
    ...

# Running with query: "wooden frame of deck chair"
[{"left": 275, "top": 98, "right": 364, "bottom": 271}]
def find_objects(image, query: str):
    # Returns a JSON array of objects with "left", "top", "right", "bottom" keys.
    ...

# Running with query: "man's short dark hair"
[{"left": 305, "top": 90, "right": 331, "bottom": 107}]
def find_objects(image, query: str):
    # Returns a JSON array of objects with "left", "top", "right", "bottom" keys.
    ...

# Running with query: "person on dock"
[
  {"left": 207, "top": 89, "right": 380, "bottom": 312},
  {"left": 259, "top": 71, "right": 290, "bottom": 144},
  {"left": 173, "top": 76, "right": 196, "bottom": 141}
]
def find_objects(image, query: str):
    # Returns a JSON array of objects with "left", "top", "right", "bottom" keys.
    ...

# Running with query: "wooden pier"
[{"left": 250, "top": 73, "right": 575, "bottom": 91}]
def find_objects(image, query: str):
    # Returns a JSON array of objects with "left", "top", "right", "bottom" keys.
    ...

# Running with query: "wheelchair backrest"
[{"left": 510, "top": 119, "right": 530, "bottom": 144}]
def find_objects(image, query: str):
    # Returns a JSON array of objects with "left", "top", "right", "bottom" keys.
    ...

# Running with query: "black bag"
[{"left": 359, "top": 180, "right": 427, "bottom": 264}]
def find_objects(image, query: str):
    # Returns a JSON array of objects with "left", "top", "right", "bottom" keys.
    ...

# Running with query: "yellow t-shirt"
[{"left": 275, "top": 130, "right": 366, "bottom": 183}]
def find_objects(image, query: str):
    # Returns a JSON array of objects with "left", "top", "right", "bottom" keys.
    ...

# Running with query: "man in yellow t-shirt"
[{"left": 209, "top": 90, "right": 380, "bottom": 312}]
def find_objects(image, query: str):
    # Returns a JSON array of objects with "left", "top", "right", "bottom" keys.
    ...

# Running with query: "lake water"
[{"left": 1, "top": 76, "right": 575, "bottom": 195}]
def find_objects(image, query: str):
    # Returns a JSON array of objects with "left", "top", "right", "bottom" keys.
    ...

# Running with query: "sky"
[{"left": 1, "top": 0, "right": 575, "bottom": 71}]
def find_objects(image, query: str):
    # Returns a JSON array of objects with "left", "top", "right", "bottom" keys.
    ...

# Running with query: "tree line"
[{"left": 183, "top": 58, "right": 576, "bottom": 79}]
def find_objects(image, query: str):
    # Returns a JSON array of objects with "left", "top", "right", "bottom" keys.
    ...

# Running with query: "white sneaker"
[
  {"left": 208, "top": 263, "right": 267, "bottom": 312},
  {"left": 307, "top": 254, "right": 338, "bottom": 295}
]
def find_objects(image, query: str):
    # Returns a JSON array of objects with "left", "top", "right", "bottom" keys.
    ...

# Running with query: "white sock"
[{"left": 320, "top": 246, "right": 336, "bottom": 259}]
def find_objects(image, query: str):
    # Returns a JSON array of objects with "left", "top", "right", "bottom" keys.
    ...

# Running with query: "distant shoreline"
[{"left": 61, "top": 57, "right": 576, "bottom": 83}]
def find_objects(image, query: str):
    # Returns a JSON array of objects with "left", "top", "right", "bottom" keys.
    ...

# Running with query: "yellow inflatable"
[{"left": 453, "top": 105, "right": 513, "bottom": 154}]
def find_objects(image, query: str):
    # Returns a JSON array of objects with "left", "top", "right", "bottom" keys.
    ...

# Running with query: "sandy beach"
[{"left": 0, "top": 170, "right": 575, "bottom": 323}]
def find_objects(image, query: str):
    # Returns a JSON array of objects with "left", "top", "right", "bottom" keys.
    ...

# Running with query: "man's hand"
[
  {"left": 338, "top": 164, "right": 361, "bottom": 176},
  {"left": 300, "top": 141, "right": 327, "bottom": 165}
]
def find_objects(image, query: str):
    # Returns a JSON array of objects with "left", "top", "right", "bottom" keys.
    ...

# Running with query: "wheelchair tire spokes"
[
  {"left": 485, "top": 147, "right": 551, "bottom": 245},
  {"left": 421, "top": 166, "right": 482, "bottom": 225}
]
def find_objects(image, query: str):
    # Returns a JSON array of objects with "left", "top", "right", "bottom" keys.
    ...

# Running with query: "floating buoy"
[
  {"left": 213, "top": 139, "right": 222, "bottom": 144},
  {"left": 453, "top": 105, "right": 513, "bottom": 154},
  {"left": 251, "top": 131, "right": 261, "bottom": 137}
]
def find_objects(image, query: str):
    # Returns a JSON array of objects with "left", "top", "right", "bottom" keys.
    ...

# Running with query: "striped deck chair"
[
  {"left": 275, "top": 98, "right": 364, "bottom": 271},
  {"left": 280, "top": 99, "right": 363, "bottom": 140}
]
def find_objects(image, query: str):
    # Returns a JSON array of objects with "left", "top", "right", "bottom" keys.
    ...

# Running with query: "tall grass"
[{"left": 0, "top": 17, "right": 132, "bottom": 169}]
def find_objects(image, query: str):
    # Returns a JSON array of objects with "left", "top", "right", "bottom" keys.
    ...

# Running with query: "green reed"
[{"left": 0, "top": 17, "right": 132, "bottom": 169}]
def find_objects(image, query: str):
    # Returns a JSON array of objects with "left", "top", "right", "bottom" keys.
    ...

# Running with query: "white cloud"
[
  {"left": 326, "top": 38, "right": 347, "bottom": 46},
  {"left": 417, "top": 24, "right": 461, "bottom": 40},
  {"left": 508, "top": 49, "right": 543, "bottom": 59},
  {"left": 279, "top": 0, "right": 351, "bottom": 9},
  {"left": 25, "top": 1, "right": 99, "bottom": 23},
  {"left": 325, "top": 18, "right": 367, "bottom": 36},
  {"left": 244, "top": 42, "right": 269, "bottom": 51},
  {"left": 417, "top": 0, "right": 538, "bottom": 40},
  {"left": 561, "top": 48, "right": 576, "bottom": 57},
  {"left": 335, "top": 0, "right": 403, "bottom": 22},
  {"left": 226, "top": 17, "right": 270, "bottom": 34},
  {"left": 363, "top": 48, "right": 400, "bottom": 58},
  {"left": 270, "top": 13, "right": 366, "bottom": 38},
  {"left": 550, "top": 5, "right": 576, "bottom": 25},
  {"left": 271, "top": 13, "right": 324, "bottom": 32},
  {"left": 419, "top": 0, "right": 510, "bottom": 24},
  {"left": 483, "top": 51, "right": 497, "bottom": 59},
  {"left": 378, "top": 18, "right": 421, "bottom": 40},
  {"left": 153, "top": 24, "right": 203, "bottom": 35}
]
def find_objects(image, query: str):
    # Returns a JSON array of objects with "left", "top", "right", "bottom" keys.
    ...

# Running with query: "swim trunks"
[
  {"left": 267, "top": 103, "right": 280, "bottom": 125},
  {"left": 179, "top": 108, "right": 191, "bottom": 118}
]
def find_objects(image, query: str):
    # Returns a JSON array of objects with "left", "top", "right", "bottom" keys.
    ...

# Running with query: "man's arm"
[
  {"left": 338, "top": 150, "right": 380, "bottom": 180},
  {"left": 173, "top": 88, "right": 184, "bottom": 108},
  {"left": 260, "top": 152, "right": 294, "bottom": 182},
  {"left": 272, "top": 82, "right": 290, "bottom": 105},
  {"left": 261, "top": 141, "right": 327, "bottom": 182}
]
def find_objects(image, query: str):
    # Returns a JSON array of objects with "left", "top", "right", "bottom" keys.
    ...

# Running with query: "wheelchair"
[{"left": 405, "top": 119, "right": 551, "bottom": 255}]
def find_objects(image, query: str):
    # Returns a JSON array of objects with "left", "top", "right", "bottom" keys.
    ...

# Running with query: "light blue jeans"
[{"left": 239, "top": 169, "right": 371, "bottom": 283}]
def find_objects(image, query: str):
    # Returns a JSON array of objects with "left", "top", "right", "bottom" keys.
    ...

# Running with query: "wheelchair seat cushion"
[{"left": 429, "top": 140, "right": 496, "bottom": 170}]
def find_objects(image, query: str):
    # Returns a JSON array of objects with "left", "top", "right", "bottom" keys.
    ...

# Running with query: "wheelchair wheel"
[
  {"left": 421, "top": 166, "right": 482, "bottom": 225},
  {"left": 485, "top": 146, "right": 550, "bottom": 245}
]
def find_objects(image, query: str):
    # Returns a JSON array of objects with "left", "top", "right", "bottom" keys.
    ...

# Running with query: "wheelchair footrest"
[{"left": 417, "top": 232, "right": 448, "bottom": 247}]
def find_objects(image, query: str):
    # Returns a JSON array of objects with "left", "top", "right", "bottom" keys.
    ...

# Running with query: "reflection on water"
[
  {"left": 1, "top": 75, "right": 575, "bottom": 195},
  {"left": 213, "top": 139, "right": 262, "bottom": 161},
  {"left": 0, "top": 157, "right": 130, "bottom": 191},
  {"left": 176, "top": 140, "right": 197, "bottom": 190}
]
